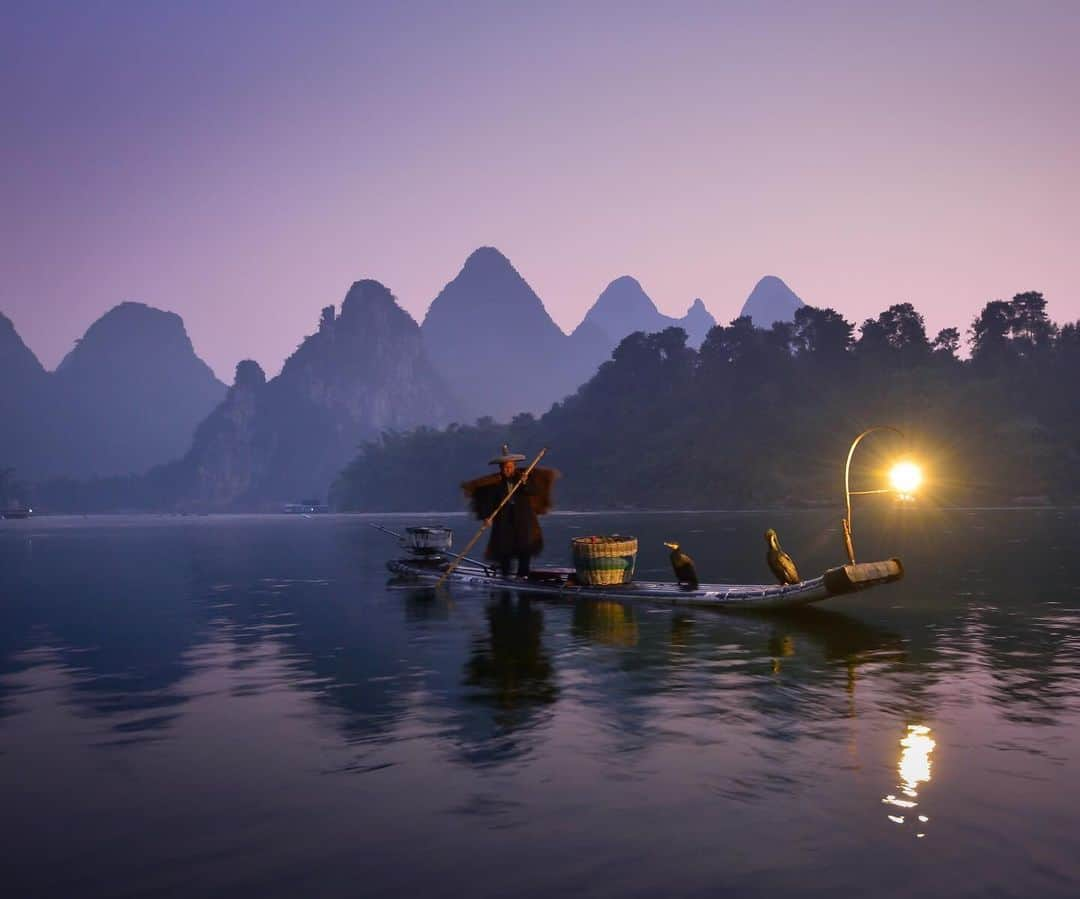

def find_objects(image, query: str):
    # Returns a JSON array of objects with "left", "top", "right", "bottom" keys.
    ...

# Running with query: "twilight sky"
[{"left": 4, "top": 1, "right": 1078, "bottom": 381}]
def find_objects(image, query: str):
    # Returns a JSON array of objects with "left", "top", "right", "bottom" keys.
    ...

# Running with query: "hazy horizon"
[{"left": 5, "top": 1, "right": 1078, "bottom": 381}]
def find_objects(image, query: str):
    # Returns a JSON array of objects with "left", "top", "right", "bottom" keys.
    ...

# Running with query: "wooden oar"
[{"left": 434, "top": 447, "right": 548, "bottom": 589}]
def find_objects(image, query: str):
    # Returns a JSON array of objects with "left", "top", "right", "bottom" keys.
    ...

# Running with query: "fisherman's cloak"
[{"left": 461, "top": 468, "right": 557, "bottom": 559}]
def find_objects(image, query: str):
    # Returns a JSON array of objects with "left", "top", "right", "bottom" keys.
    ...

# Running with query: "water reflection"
[
  {"left": 883, "top": 723, "right": 936, "bottom": 837},
  {"left": 3, "top": 512, "right": 1080, "bottom": 898},
  {"left": 769, "top": 633, "right": 796, "bottom": 675},
  {"left": 403, "top": 588, "right": 452, "bottom": 622},
  {"left": 464, "top": 593, "right": 557, "bottom": 715},
  {"left": 766, "top": 608, "right": 909, "bottom": 703},
  {"left": 401, "top": 592, "right": 556, "bottom": 768},
  {"left": 572, "top": 600, "right": 640, "bottom": 647}
]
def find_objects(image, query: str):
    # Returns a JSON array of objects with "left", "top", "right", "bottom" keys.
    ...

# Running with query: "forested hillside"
[{"left": 333, "top": 292, "right": 1080, "bottom": 511}]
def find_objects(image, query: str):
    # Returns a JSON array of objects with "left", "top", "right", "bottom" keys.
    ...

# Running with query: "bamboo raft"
[{"left": 386, "top": 555, "right": 904, "bottom": 611}]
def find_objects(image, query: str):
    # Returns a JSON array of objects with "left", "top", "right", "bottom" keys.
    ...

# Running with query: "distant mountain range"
[
  {"left": 3, "top": 253, "right": 809, "bottom": 508},
  {"left": 575, "top": 276, "right": 715, "bottom": 348},
  {"left": 1, "top": 303, "right": 225, "bottom": 480},
  {"left": 422, "top": 251, "right": 722, "bottom": 420}
]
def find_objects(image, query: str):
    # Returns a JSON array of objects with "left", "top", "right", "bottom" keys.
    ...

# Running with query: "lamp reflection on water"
[{"left": 883, "top": 724, "right": 935, "bottom": 838}]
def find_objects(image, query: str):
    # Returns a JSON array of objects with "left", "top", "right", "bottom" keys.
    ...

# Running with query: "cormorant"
[
  {"left": 664, "top": 541, "right": 699, "bottom": 589},
  {"left": 765, "top": 529, "right": 800, "bottom": 585}
]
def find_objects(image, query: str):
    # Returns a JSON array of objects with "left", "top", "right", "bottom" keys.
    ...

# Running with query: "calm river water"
[{"left": 2, "top": 510, "right": 1078, "bottom": 898}]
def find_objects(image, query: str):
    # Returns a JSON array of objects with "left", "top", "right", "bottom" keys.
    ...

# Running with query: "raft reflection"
[{"left": 572, "top": 600, "right": 640, "bottom": 647}]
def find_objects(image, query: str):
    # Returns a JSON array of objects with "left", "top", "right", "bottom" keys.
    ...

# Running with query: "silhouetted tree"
[
  {"left": 970, "top": 300, "right": 1014, "bottom": 370},
  {"left": 856, "top": 316, "right": 888, "bottom": 356},
  {"left": 792, "top": 306, "right": 854, "bottom": 363},
  {"left": 1057, "top": 322, "right": 1080, "bottom": 361},
  {"left": 766, "top": 320, "right": 797, "bottom": 356},
  {"left": 700, "top": 317, "right": 758, "bottom": 370},
  {"left": 649, "top": 326, "right": 695, "bottom": 371},
  {"left": 1008, "top": 291, "right": 1056, "bottom": 360},
  {"left": 970, "top": 292, "right": 1056, "bottom": 372},
  {"left": 857, "top": 303, "right": 930, "bottom": 363},
  {"left": 932, "top": 327, "right": 961, "bottom": 360}
]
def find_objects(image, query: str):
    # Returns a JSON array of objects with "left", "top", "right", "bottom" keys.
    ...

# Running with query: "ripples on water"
[{"left": 1, "top": 510, "right": 1079, "bottom": 898}]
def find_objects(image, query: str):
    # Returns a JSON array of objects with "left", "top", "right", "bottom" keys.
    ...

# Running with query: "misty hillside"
[
  {"left": 421, "top": 247, "right": 602, "bottom": 421},
  {"left": 51, "top": 302, "right": 227, "bottom": 478},
  {"left": 156, "top": 279, "right": 461, "bottom": 509},
  {"left": 1, "top": 304, "right": 226, "bottom": 480}
]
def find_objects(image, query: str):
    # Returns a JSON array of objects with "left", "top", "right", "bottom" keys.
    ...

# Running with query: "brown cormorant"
[
  {"left": 765, "top": 529, "right": 800, "bottom": 585},
  {"left": 664, "top": 541, "right": 699, "bottom": 589}
]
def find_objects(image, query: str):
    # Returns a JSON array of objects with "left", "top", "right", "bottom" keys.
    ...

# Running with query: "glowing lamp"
[
  {"left": 889, "top": 462, "right": 922, "bottom": 497},
  {"left": 843, "top": 427, "right": 921, "bottom": 564}
]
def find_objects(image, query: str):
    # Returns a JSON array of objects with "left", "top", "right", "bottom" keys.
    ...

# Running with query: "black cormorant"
[
  {"left": 765, "top": 529, "right": 800, "bottom": 585},
  {"left": 664, "top": 541, "right": 699, "bottom": 589}
]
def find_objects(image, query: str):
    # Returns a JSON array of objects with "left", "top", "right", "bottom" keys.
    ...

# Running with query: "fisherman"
[{"left": 461, "top": 445, "right": 557, "bottom": 578}]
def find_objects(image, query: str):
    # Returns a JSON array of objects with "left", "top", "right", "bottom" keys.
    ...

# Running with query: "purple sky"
[{"left": 4, "top": 1, "right": 1078, "bottom": 381}]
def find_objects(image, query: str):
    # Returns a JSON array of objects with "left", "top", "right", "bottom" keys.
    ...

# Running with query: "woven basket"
[{"left": 571, "top": 535, "right": 638, "bottom": 585}]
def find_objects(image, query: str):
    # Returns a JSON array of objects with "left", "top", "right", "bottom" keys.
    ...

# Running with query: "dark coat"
[
  {"left": 462, "top": 470, "right": 557, "bottom": 560},
  {"left": 476, "top": 474, "right": 542, "bottom": 559}
]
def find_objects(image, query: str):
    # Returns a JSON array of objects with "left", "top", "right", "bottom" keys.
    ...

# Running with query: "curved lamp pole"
[{"left": 843, "top": 426, "right": 904, "bottom": 565}]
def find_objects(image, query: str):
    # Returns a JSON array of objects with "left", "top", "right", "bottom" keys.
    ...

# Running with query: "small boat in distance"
[
  {"left": 0, "top": 506, "right": 33, "bottom": 520},
  {"left": 283, "top": 500, "right": 329, "bottom": 514}
]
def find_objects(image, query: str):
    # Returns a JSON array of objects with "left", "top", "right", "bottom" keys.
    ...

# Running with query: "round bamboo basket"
[{"left": 571, "top": 535, "right": 638, "bottom": 585}]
